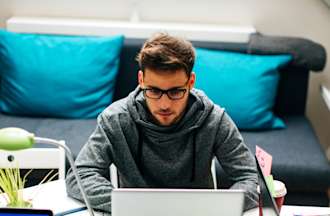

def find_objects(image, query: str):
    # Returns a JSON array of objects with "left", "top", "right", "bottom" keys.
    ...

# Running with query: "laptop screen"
[
  {"left": 255, "top": 155, "right": 280, "bottom": 216},
  {"left": 112, "top": 188, "right": 244, "bottom": 216},
  {"left": 0, "top": 208, "right": 53, "bottom": 216}
]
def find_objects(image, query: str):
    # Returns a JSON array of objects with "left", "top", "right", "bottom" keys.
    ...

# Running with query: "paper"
[
  {"left": 22, "top": 180, "right": 86, "bottom": 214},
  {"left": 256, "top": 145, "right": 273, "bottom": 176}
]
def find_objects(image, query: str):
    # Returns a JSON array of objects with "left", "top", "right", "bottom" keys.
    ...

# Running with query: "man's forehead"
[
  {"left": 143, "top": 69, "right": 188, "bottom": 80},
  {"left": 143, "top": 70, "right": 189, "bottom": 89},
  {"left": 143, "top": 68, "right": 188, "bottom": 76}
]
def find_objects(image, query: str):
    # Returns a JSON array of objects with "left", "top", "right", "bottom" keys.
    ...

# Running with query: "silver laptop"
[{"left": 112, "top": 188, "right": 244, "bottom": 216}]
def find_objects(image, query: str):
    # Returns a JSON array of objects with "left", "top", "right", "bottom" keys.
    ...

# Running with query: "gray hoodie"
[{"left": 66, "top": 87, "right": 258, "bottom": 213}]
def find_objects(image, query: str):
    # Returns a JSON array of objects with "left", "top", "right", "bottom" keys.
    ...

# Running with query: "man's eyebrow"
[
  {"left": 145, "top": 84, "right": 186, "bottom": 90},
  {"left": 145, "top": 85, "right": 160, "bottom": 89}
]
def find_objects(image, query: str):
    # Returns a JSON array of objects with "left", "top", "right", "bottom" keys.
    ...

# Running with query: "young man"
[{"left": 66, "top": 33, "right": 258, "bottom": 212}]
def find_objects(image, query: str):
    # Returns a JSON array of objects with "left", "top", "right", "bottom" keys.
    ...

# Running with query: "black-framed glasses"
[{"left": 142, "top": 87, "right": 187, "bottom": 100}]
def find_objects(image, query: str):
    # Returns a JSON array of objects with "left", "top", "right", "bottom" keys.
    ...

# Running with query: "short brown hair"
[{"left": 136, "top": 33, "right": 195, "bottom": 76}]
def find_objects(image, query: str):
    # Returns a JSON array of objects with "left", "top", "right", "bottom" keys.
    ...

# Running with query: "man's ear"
[
  {"left": 138, "top": 70, "right": 144, "bottom": 87},
  {"left": 189, "top": 72, "right": 196, "bottom": 90}
]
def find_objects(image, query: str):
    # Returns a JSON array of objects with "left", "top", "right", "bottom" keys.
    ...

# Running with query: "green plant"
[{"left": 0, "top": 167, "right": 58, "bottom": 208}]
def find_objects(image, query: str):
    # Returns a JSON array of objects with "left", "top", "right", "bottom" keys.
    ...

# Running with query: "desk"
[
  {"left": 0, "top": 180, "right": 107, "bottom": 216},
  {"left": 1, "top": 180, "right": 329, "bottom": 216}
]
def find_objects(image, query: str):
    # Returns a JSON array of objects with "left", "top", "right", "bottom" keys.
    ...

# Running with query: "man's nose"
[{"left": 158, "top": 94, "right": 172, "bottom": 109}]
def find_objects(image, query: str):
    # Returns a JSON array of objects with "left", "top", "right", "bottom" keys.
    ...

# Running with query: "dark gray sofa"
[{"left": 0, "top": 33, "right": 329, "bottom": 206}]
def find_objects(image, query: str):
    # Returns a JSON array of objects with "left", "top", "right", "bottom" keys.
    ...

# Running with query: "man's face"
[{"left": 138, "top": 68, "right": 195, "bottom": 126}]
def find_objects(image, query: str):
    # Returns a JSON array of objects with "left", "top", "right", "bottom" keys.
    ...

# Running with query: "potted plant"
[{"left": 0, "top": 167, "right": 58, "bottom": 208}]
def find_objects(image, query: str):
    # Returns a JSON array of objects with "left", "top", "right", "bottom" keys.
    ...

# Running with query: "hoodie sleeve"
[
  {"left": 214, "top": 111, "right": 259, "bottom": 211},
  {"left": 65, "top": 114, "right": 114, "bottom": 213}
]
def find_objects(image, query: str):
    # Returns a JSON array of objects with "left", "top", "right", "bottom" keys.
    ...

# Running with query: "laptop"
[
  {"left": 0, "top": 208, "right": 53, "bottom": 216},
  {"left": 255, "top": 155, "right": 280, "bottom": 216},
  {"left": 112, "top": 187, "right": 244, "bottom": 216}
]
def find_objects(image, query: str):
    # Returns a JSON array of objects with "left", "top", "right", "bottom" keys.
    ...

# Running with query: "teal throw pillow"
[
  {"left": 0, "top": 30, "right": 124, "bottom": 118},
  {"left": 193, "top": 48, "right": 292, "bottom": 130}
]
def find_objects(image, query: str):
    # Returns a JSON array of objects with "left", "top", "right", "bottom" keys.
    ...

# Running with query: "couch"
[{"left": 0, "top": 31, "right": 329, "bottom": 207}]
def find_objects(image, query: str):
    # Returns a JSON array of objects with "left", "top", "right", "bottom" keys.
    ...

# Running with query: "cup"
[{"left": 273, "top": 180, "right": 287, "bottom": 212}]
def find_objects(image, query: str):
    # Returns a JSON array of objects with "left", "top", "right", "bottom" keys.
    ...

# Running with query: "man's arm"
[
  {"left": 65, "top": 115, "right": 114, "bottom": 213},
  {"left": 214, "top": 112, "right": 258, "bottom": 211}
]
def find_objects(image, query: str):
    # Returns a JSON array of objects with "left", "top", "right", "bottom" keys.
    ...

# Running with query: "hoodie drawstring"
[
  {"left": 190, "top": 131, "right": 197, "bottom": 182},
  {"left": 137, "top": 125, "right": 144, "bottom": 175}
]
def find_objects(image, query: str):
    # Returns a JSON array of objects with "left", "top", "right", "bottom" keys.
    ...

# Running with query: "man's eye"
[
  {"left": 149, "top": 89, "right": 161, "bottom": 94},
  {"left": 169, "top": 89, "right": 182, "bottom": 96},
  {"left": 147, "top": 89, "right": 162, "bottom": 96}
]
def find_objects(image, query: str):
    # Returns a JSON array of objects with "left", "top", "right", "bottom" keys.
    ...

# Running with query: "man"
[{"left": 66, "top": 33, "right": 258, "bottom": 213}]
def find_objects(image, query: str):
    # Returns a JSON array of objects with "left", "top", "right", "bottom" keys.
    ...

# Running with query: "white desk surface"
[{"left": 1, "top": 180, "right": 329, "bottom": 216}]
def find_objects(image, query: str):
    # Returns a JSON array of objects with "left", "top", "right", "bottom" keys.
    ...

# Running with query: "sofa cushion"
[
  {"left": 0, "top": 30, "right": 124, "bottom": 118},
  {"left": 0, "top": 113, "right": 97, "bottom": 156},
  {"left": 216, "top": 116, "right": 330, "bottom": 193},
  {"left": 193, "top": 48, "right": 292, "bottom": 130}
]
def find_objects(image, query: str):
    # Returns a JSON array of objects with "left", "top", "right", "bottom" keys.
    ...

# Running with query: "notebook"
[
  {"left": 0, "top": 208, "right": 53, "bottom": 216},
  {"left": 112, "top": 188, "right": 244, "bottom": 216},
  {"left": 255, "top": 155, "right": 280, "bottom": 216}
]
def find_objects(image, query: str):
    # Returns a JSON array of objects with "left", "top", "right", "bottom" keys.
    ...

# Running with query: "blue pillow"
[
  {"left": 0, "top": 30, "right": 124, "bottom": 118},
  {"left": 193, "top": 48, "right": 292, "bottom": 130}
]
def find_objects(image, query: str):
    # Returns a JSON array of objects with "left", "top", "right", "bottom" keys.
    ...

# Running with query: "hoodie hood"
[
  {"left": 127, "top": 86, "right": 214, "bottom": 136},
  {"left": 127, "top": 87, "right": 215, "bottom": 182}
]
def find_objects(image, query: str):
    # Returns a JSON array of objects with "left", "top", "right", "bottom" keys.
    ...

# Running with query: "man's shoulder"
[
  {"left": 208, "top": 103, "right": 226, "bottom": 118},
  {"left": 191, "top": 88, "right": 225, "bottom": 116},
  {"left": 204, "top": 104, "right": 237, "bottom": 129},
  {"left": 100, "top": 97, "right": 131, "bottom": 121}
]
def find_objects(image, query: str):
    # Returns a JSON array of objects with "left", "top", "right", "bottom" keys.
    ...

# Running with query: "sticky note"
[
  {"left": 265, "top": 175, "right": 275, "bottom": 196},
  {"left": 256, "top": 145, "right": 273, "bottom": 176}
]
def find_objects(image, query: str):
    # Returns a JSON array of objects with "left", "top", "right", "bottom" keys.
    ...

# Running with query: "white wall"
[
  {"left": 0, "top": 0, "right": 330, "bottom": 154},
  {"left": 0, "top": 0, "right": 328, "bottom": 27}
]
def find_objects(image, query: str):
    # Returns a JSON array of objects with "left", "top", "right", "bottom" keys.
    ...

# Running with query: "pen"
[{"left": 55, "top": 206, "right": 88, "bottom": 216}]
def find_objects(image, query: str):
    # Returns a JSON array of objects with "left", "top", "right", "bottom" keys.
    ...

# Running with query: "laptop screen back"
[
  {"left": 255, "top": 156, "right": 280, "bottom": 216},
  {"left": 0, "top": 208, "right": 53, "bottom": 216},
  {"left": 112, "top": 188, "right": 244, "bottom": 216}
]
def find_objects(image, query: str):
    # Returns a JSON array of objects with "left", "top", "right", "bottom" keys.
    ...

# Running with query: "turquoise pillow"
[
  {"left": 0, "top": 30, "right": 124, "bottom": 118},
  {"left": 193, "top": 48, "right": 292, "bottom": 130}
]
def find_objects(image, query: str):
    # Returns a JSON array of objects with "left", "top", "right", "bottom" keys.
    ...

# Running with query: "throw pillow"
[
  {"left": 0, "top": 30, "right": 124, "bottom": 118},
  {"left": 193, "top": 48, "right": 292, "bottom": 130}
]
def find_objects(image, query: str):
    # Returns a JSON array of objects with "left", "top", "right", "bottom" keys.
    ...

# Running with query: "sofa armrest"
[
  {"left": 248, "top": 33, "right": 326, "bottom": 71},
  {"left": 320, "top": 84, "right": 330, "bottom": 161}
]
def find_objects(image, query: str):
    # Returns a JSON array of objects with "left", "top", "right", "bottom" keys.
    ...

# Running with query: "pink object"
[{"left": 256, "top": 145, "right": 273, "bottom": 176}]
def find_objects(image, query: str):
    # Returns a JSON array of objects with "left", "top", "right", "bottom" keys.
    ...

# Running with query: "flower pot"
[{"left": 7, "top": 199, "right": 33, "bottom": 208}]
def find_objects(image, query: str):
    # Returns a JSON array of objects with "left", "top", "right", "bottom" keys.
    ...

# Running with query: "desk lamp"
[{"left": 0, "top": 127, "right": 95, "bottom": 216}]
